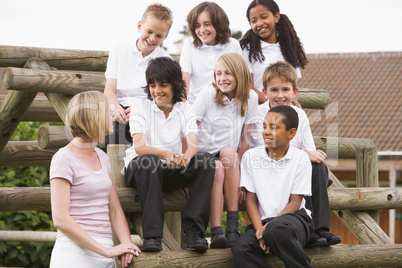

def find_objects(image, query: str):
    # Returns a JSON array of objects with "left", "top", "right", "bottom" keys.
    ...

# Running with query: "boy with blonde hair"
[
  {"left": 250, "top": 61, "right": 341, "bottom": 247},
  {"left": 104, "top": 3, "right": 173, "bottom": 145}
]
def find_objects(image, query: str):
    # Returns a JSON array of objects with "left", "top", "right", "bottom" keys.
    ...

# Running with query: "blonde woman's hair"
[
  {"left": 262, "top": 61, "right": 298, "bottom": 91},
  {"left": 213, "top": 53, "right": 251, "bottom": 117},
  {"left": 66, "top": 91, "right": 109, "bottom": 143},
  {"left": 142, "top": 3, "right": 173, "bottom": 29}
]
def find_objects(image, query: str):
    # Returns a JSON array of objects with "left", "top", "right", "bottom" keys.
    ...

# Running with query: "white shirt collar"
[
  {"left": 260, "top": 40, "right": 280, "bottom": 49},
  {"left": 264, "top": 145, "right": 294, "bottom": 162}
]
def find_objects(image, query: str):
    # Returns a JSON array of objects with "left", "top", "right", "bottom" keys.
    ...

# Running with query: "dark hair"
[
  {"left": 144, "top": 57, "right": 186, "bottom": 104},
  {"left": 269, "top": 105, "right": 298, "bottom": 130},
  {"left": 187, "top": 2, "right": 231, "bottom": 47},
  {"left": 240, "top": 0, "right": 308, "bottom": 69}
]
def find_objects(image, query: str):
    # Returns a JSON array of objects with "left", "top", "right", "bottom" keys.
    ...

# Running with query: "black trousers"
[
  {"left": 232, "top": 209, "right": 313, "bottom": 268},
  {"left": 304, "top": 162, "right": 331, "bottom": 232},
  {"left": 104, "top": 105, "right": 132, "bottom": 145},
  {"left": 124, "top": 153, "right": 215, "bottom": 238}
]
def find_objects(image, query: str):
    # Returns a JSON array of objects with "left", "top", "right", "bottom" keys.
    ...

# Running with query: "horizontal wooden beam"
[
  {"left": 0, "top": 95, "right": 61, "bottom": 122},
  {"left": 328, "top": 187, "right": 402, "bottom": 210},
  {"left": 314, "top": 136, "right": 375, "bottom": 159},
  {"left": 298, "top": 88, "right": 330, "bottom": 109},
  {"left": 0, "top": 141, "right": 56, "bottom": 166},
  {"left": 1, "top": 186, "right": 402, "bottom": 213},
  {"left": 2, "top": 67, "right": 105, "bottom": 95},
  {"left": 131, "top": 244, "right": 402, "bottom": 268},
  {"left": 0, "top": 45, "right": 108, "bottom": 71},
  {"left": 0, "top": 230, "right": 143, "bottom": 246}
]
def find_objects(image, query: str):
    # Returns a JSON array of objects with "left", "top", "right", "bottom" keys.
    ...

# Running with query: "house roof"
[{"left": 299, "top": 51, "right": 402, "bottom": 152}]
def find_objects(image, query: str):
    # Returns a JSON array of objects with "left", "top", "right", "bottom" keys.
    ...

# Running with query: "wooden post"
[
  {"left": 107, "top": 144, "right": 130, "bottom": 268},
  {"left": 356, "top": 146, "right": 379, "bottom": 224}
]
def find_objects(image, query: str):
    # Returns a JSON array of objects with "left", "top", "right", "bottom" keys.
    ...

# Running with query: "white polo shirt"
[
  {"left": 250, "top": 102, "right": 316, "bottom": 151},
  {"left": 242, "top": 41, "right": 301, "bottom": 93},
  {"left": 240, "top": 146, "right": 312, "bottom": 219},
  {"left": 180, "top": 37, "right": 244, "bottom": 104},
  {"left": 105, "top": 40, "right": 172, "bottom": 107},
  {"left": 123, "top": 98, "right": 198, "bottom": 169},
  {"left": 193, "top": 85, "right": 260, "bottom": 155}
]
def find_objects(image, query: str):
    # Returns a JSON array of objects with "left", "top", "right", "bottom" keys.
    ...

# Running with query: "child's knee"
[
  {"left": 264, "top": 220, "right": 295, "bottom": 242},
  {"left": 139, "top": 154, "right": 160, "bottom": 168},
  {"left": 214, "top": 160, "right": 225, "bottom": 184},
  {"left": 219, "top": 147, "right": 239, "bottom": 167}
]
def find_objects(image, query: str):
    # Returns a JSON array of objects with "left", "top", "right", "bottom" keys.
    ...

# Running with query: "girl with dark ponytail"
[{"left": 240, "top": 0, "right": 308, "bottom": 104}]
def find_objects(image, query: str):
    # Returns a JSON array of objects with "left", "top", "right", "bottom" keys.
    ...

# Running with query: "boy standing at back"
[
  {"left": 104, "top": 3, "right": 173, "bottom": 145},
  {"left": 250, "top": 61, "right": 341, "bottom": 247},
  {"left": 232, "top": 105, "right": 313, "bottom": 267}
]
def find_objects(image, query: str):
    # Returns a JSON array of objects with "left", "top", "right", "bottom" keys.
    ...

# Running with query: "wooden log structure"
[
  {"left": 0, "top": 95, "right": 60, "bottom": 122},
  {"left": 0, "top": 58, "right": 51, "bottom": 153},
  {"left": 356, "top": 146, "right": 380, "bottom": 223},
  {"left": 314, "top": 136, "right": 375, "bottom": 159},
  {"left": 0, "top": 45, "right": 109, "bottom": 71},
  {"left": 1, "top": 68, "right": 329, "bottom": 109},
  {"left": 18, "top": 134, "right": 382, "bottom": 162},
  {"left": 328, "top": 170, "right": 392, "bottom": 244},
  {"left": 0, "top": 141, "right": 56, "bottom": 167},
  {"left": 130, "top": 244, "right": 402, "bottom": 268},
  {"left": 37, "top": 125, "right": 71, "bottom": 149},
  {"left": 1, "top": 186, "right": 402, "bottom": 213},
  {"left": 2, "top": 67, "right": 105, "bottom": 95},
  {"left": 297, "top": 88, "right": 330, "bottom": 109}
]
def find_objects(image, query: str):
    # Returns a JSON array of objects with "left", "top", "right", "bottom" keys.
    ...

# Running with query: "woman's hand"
[{"left": 104, "top": 242, "right": 140, "bottom": 267}]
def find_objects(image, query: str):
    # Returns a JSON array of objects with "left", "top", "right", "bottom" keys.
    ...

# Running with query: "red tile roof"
[{"left": 299, "top": 52, "right": 402, "bottom": 151}]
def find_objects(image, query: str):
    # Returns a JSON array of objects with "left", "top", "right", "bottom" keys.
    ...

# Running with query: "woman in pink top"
[{"left": 49, "top": 91, "right": 140, "bottom": 268}]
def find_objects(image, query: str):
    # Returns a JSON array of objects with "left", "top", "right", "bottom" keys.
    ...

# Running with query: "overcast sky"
[{"left": 1, "top": 0, "right": 401, "bottom": 55}]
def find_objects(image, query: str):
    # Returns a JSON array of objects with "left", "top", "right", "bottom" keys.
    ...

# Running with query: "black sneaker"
[
  {"left": 305, "top": 233, "right": 327, "bottom": 248},
  {"left": 210, "top": 234, "right": 228, "bottom": 249},
  {"left": 183, "top": 227, "right": 208, "bottom": 251},
  {"left": 316, "top": 230, "right": 341, "bottom": 245},
  {"left": 142, "top": 237, "right": 162, "bottom": 252},
  {"left": 226, "top": 230, "right": 240, "bottom": 248}
]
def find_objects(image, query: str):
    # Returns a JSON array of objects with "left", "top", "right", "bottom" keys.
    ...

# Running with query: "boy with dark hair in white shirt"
[
  {"left": 232, "top": 105, "right": 313, "bottom": 268},
  {"left": 124, "top": 57, "right": 215, "bottom": 252}
]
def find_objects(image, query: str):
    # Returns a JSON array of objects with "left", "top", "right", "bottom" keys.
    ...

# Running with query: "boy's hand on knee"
[
  {"left": 256, "top": 223, "right": 271, "bottom": 254},
  {"left": 176, "top": 155, "right": 190, "bottom": 167},
  {"left": 306, "top": 150, "right": 327, "bottom": 163},
  {"left": 165, "top": 151, "right": 180, "bottom": 169}
]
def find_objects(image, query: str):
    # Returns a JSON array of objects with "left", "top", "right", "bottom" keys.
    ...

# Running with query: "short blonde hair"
[
  {"left": 214, "top": 53, "right": 251, "bottom": 117},
  {"left": 142, "top": 3, "right": 173, "bottom": 29},
  {"left": 262, "top": 61, "right": 298, "bottom": 91},
  {"left": 66, "top": 91, "right": 109, "bottom": 143}
]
